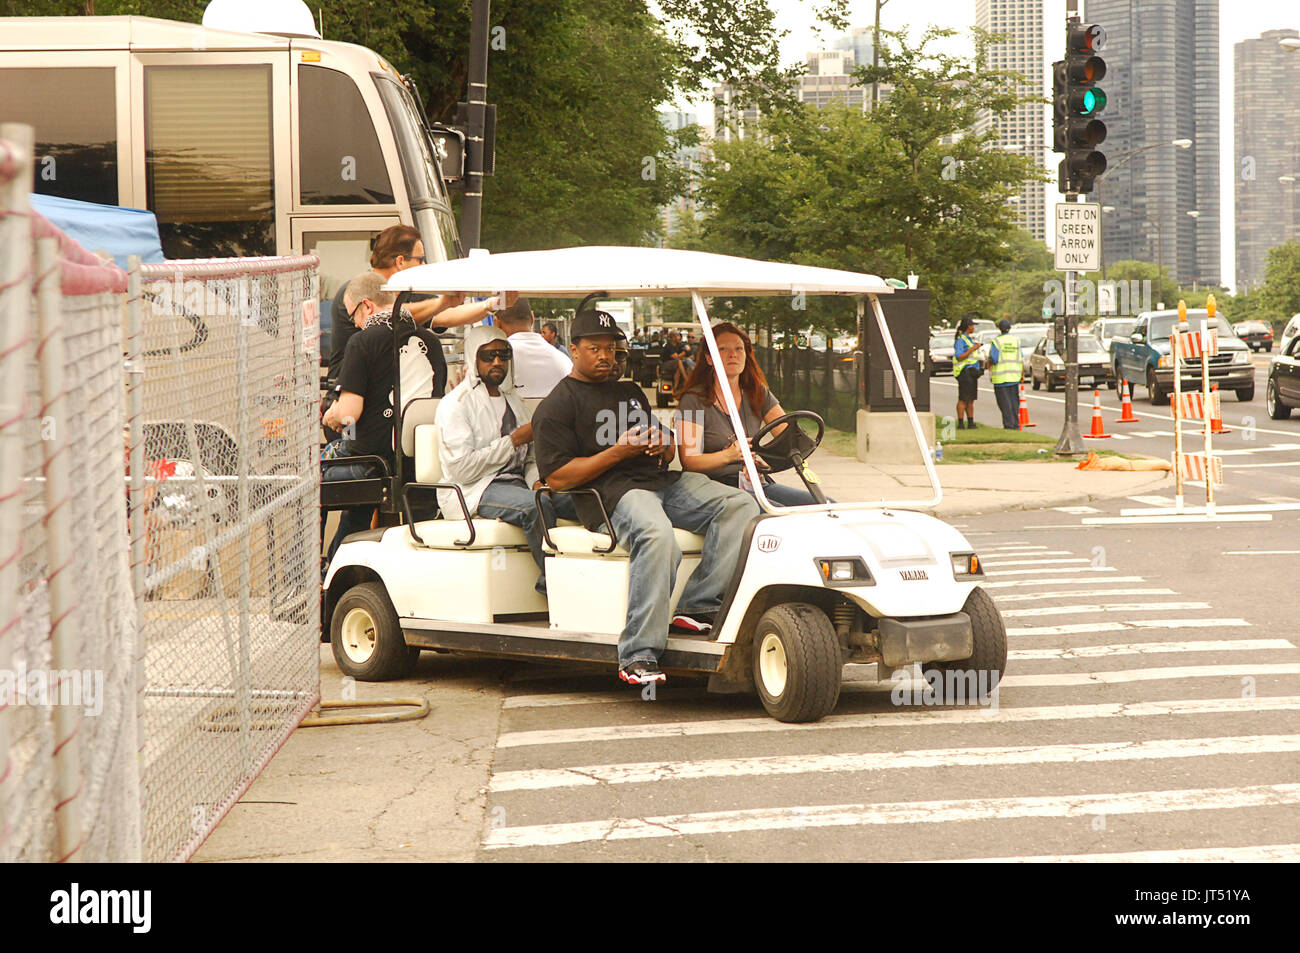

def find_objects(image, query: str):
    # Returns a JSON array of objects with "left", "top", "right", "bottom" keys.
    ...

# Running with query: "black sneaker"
[
  {"left": 670, "top": 613, "right": 713, "bottom": 634},
  {"left": 619, "top": 660, "right": 666, "bottom": 685}
]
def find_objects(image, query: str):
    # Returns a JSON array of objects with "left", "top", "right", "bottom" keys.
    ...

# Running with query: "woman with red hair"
[{"left": 675, "top": 323, "right": 819, "bottom": 506}]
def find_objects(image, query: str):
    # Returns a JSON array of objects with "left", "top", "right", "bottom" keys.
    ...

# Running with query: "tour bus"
[{"left": 0, "top": 7, "right": 464, "bottom": 330}]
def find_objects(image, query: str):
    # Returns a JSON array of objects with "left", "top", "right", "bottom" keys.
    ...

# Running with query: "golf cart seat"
[{"left": 542, "top": 525, "right": 705, "bottom": 556}]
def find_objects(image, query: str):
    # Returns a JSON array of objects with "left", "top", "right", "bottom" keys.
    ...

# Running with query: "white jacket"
[{"left": 434, "top": 325, "right": 539, "bottom": 517}]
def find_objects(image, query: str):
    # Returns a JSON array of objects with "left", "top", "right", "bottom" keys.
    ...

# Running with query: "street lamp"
[
  {"left": 1094, "top": 138, "right": 1192, "bottom": 270},
  {"left": 1101, "top": 206, "right": 1116, "bottom": 279},
  {"left": 1143, "top": 219, "right": 1164, "bottom": 301}
]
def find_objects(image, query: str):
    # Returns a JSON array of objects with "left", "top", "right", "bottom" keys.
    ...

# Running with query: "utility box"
[{"left": 863, "top": 289, "right": 932, "bottom": 413}]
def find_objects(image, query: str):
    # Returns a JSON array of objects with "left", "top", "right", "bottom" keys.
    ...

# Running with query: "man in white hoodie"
[{"left": 435, "top": 325, "right": 576, "bottom": 594}]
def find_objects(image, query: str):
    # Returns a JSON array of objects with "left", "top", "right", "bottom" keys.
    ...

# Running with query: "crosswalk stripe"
[
  {"left": 980, "top": 550, "right": 1073, "bottom": 558},
  {"left": 495, "top": 696, "right": 1300, "bottom": 747},
  {"left": 980, "top": 544, "right": 1049, "bottom": 551},
  {"left": 979, "top": 557, "right": 1090, "bottom": 567},
  {"left": 993, "top": 588, "right": 1174, "bottom": 602},
  {"left": 930, "top": 844, "right": 1300, "bottom": 863},
  {"left": 981, "top": 576, "right": 1145, "bottom": 589},
  {"left": 1001, "top": 602, "right": 1210, "bottom": 618},
  {"left": 1008, "top": 639, "right": 1294, "bottom": 659},
  {"left": 489, "top": 735, "right": 1300, "bottom": 793},
  {"left": 988, "top": 566, "right": 1118, "bottom": 576},
  {"left": 841, "top": 664, "right": 1300, "bottom": 690},
  {"left": 1008, "top": 619, "right": 1250, "bottom": 636},
  {"left": 482, "top": 783, "right": 1300, "bottom": 849}
]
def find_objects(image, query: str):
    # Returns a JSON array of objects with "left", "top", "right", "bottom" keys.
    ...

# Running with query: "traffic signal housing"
[{"left": 1053, "top": 20, "right": 1108, "bottom": 194}]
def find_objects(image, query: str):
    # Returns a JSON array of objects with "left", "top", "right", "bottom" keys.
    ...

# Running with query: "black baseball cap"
[{"left": 569, "top": 309, "right": 626, "bottom": 343}]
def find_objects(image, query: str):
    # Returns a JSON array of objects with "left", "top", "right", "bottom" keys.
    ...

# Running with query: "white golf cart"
[{"left": 321, "top": 247, "right": 1006, "bottom": 723}]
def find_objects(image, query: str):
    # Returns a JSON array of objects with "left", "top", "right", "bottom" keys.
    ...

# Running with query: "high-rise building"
[
  {"left": 1234, "top": 29, "right": 1300, "bottom": 291},
  {"left": 798, "top": 49, "right": 866, "bottom": 109},
  {"left": 833, "top": 26, "right": 875, "bottom": 72},
  {"left": 657, "top": 109, "right": 702, "bottom": 237},
  {"left": 712, "top": 84, "right": 761, "bottom": 145},
  {"left": 1083, "top": 0, "right": 1220, "bottom": 287},
  {"left": 974, "top": 0, "right": 1047, "bottom": 242}
]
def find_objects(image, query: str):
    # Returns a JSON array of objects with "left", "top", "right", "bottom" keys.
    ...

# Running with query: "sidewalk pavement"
[{"left": 194, "top": 453, "right": 1170, "bottom": 863}]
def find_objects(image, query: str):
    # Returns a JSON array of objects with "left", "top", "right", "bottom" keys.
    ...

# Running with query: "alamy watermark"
[
  {"left": 147, "top": 275, "right": 262, "bottom": 321},
  {"left": 0, "top": 662, "right": 104, "bottom": 716},
  {"left": 890, "top": 666, "right": 1000, "bottom": 710}
]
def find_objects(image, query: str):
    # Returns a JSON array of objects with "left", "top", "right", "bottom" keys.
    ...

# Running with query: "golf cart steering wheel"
[{"left": 748, "top": 410, "right": 825, "bottom": 474}]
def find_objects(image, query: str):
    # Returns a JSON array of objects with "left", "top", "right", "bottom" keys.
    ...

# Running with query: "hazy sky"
[{"left": 689, "top": 0, "right": 1300, "bottom": 292}]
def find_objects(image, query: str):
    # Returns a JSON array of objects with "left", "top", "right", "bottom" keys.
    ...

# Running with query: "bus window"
[
  {"left": 301, "top": 227, "right": 393, "bottom": 362},
  {"left": 0, "top": 67, "right": 117, "bottom": 206},
  {"left": 298, "top": 65, "right": 394, "bottom": 205},
  {"left": 144, "top": 64, "right": 275, "bottom": 258},
  {"left": 372, "top": 75, "right": 458, "bottom": 262}
]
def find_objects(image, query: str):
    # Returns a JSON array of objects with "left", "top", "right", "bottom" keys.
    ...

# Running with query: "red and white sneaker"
[
  {"left": 619, "top": 660, "right": 666, "bottom": 685},
  {"left": 670, "top": 614, "right": 713, "bottom": 634}
]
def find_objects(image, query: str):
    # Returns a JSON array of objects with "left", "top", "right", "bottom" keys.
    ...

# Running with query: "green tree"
[
  {"left": 1260, "top": 242, "right": 1300, "bottom": 319},
  {"left": 693, "top": 26, "right": 1044, "bottom": 330}
]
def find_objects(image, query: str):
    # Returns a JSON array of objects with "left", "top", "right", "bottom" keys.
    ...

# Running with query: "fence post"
[
  {"left": 33, "top": 236, "right": 84, "bottom": 862},
  {"left": 0, "top": 123, "right": 35, "bottom": 862}
]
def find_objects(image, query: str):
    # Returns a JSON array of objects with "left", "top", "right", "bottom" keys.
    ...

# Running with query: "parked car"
[
  {"left": 1234, "top": 320, "right": 1274, "bottom": 352},
  {"left": 1009, "top": 327, "right": 1046, "bottom": 382},
  {"left": 1030, "top": 336, "right": 1115, "bottom": 391},
  {"left": 1110, "top": 309, "right": 1254, "bottom": 404},
  {"left": 1091, "top": 317, "right": 1136, "bottom": 353},
  {"left": 1266, "top": 334, "right": 1300, "bottom": 419},
  {"left": 1280, "top": 314, "right": 1300, "bottom": 356},
  {"left": 929, "top": 334, "right": 955, "bottom": 375}
]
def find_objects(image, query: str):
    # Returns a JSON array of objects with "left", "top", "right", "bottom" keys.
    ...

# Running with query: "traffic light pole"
[{"left": 1056, "top": 193, "right": 1087, "bottom": 456}]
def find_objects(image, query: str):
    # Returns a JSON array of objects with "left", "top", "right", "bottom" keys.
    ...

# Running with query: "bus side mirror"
[{"left": 429, "top": 124, "right": 466, "bottom": 186}]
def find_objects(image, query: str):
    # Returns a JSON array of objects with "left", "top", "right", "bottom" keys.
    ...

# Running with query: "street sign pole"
[{"left": 1055, "top": 194, "right": 1089, "bottom": 456}]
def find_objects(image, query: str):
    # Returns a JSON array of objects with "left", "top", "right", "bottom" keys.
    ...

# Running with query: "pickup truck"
[{"left": 1109, "top": 308, "right": 1255, "bottom": 405}]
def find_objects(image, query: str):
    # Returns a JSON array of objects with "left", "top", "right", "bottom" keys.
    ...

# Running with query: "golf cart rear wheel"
[
  {"left": 921, "top": 587, "right": 1007, "bottom": 702},
  {"left": 752, "top": 603, "right": 841, "bottom": 723},
  {"left": 330, "top": 582, "right": 418, "bottom": 681}
]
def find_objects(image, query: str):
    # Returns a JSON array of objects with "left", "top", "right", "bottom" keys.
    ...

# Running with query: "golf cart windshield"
[{"left": 383, "top": 246, "right": 940, "bottom": 512}]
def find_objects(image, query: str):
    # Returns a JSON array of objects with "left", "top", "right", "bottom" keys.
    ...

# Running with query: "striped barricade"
[
  {"left": 1172, "top": 326, "right": 1219, "bottom": 360},
  {"left": 1177, "top": 452, "right": 1223, "bottom": 486},
  {"left": 1169, "top": 390, "right": 1219, "bottom": 421}
]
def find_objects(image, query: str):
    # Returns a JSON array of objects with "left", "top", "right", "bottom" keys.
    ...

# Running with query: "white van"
[
  {"left": 1280, "top": 314, "right": 1300, "bottom": 357},
  {"left": 0, "top": 13, "right": 463, "bottom": 328}
]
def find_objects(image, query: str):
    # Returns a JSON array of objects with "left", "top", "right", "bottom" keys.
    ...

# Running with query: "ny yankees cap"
[{"left": 569, "top": 309, "right": 627, "bottom": 343}]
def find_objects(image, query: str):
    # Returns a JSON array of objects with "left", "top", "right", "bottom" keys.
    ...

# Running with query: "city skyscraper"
[
  {"left": 1083, "top": 0, "right": 1220, "bottom": 287},
  {"left": 1234, "top": 28, "right": 1300, "bottom": 291},
  {"left": 799, "top": 49, "right": 866, "bottom": 109},
  {"left": 974, "top": 0, "right": 1047, "bottom": 242}
]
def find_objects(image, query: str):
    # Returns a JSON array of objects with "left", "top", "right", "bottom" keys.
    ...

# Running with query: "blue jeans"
[
  {"left": 321, "top": 456, "right": 378, "bottom": 561},
  {"left": 609, "top": 471, "right": 759, "bottom": 666},
  {"left": 754, "top": 480, "right": 826, "bottom": 507},
  {"left": 476, "top": 480, "right": 578, "bottom": 594},
  {"left": 994, "top": 383, "right": 1020, "bottom": 429}
]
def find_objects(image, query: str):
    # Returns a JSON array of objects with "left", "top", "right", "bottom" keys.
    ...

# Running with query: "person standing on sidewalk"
[
  {"left": 953, "top": 315, "right": 981, "bottom": 429},
  {"left": 988, "top": 319, "right": 1023, "bottom": 430}
]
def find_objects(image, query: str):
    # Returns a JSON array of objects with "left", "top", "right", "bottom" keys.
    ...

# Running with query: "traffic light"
[{"left": 1053, "top": 19, "right": 1108, "bottom": 194}]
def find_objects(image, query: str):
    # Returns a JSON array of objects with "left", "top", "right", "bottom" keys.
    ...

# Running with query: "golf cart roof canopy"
[{"left": 385, "top": 246, "right": 895, "bottom": 298}]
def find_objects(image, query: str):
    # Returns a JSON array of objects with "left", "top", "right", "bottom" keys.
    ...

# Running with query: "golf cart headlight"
[
  {"left": 951, "top": 552, "right": 983, "bottom": 577},
  {"left": 815, "top": 557, "right": 874, "bottom": 586}
]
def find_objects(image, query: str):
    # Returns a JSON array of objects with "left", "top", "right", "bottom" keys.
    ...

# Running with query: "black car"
[
  {"left": 1235, "top": 320, "right": 1274, "bottom": 352},
  {"left": 1266, "top": 335, "right": 1300, "bottom": 419}
]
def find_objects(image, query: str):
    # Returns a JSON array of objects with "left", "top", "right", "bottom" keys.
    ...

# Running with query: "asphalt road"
[
  {"left": 476, "top": 486, "right": 1300, "bottom": 861},
  {"left": 931, "top": 352, "right": 1300, "bottom": 504}
]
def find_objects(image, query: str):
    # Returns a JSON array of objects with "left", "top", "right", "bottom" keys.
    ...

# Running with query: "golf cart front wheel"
[
  {"left": 330, "top": 582, "right": 419, "bottom": 681},
  {"left": 921, "top": 587, "right": 1007, "bottom": 702},
  {"left": 752, "top": 603, "right": 841, "bottom": 723}
]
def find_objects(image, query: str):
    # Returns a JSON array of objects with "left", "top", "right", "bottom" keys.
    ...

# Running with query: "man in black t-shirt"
[
  {"left": 533, "top": 310, "right": 759, "bottom": 686},
  {"left": 321, "top": 272, "right": 442, "bottom": 560}
]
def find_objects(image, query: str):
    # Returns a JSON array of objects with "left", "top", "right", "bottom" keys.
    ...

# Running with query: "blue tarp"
[{"left": 29, "top": 194, "right": 164, "bottom": 270}]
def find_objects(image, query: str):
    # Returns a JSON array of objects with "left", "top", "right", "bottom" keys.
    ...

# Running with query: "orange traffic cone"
[
  {"left": 1207, "top": 384, "right": 1232, "bottom": 434},
  {"left": 1087, "top": 389, "right": 1112, "bottom": 438},
  {"left": 1115, "top": 380, "right": 1140, "bottom": 423},
  {"left": 1018, "top": 382, "right": 1036, "bottom": 428}
]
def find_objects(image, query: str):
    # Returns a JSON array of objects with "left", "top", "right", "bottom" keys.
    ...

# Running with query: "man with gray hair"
[{"left": 320, "top": 271, "right": 442, "bottom": 559}]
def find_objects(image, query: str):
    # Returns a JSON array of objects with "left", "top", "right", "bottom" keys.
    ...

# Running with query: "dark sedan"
[
  {"left": 1235, "top": 320, "right": 1274, "bottom": 352},
  {"left": 1266, "top": 335, "right": 1300, "bottom": 419}
]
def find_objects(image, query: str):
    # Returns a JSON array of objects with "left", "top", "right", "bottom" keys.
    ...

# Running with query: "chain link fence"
[{"left": 1, "top": 123, "right": 321, "bottom": 862}]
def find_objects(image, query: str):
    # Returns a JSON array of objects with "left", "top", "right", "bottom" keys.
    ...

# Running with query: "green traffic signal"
[{"left": 1082, "top": 88, "right": 1106, "bottom": 115}]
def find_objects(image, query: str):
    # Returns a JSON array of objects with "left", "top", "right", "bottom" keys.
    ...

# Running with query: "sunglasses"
[{"left": 477, "top": 346, "right": 513, "bottom": 363}]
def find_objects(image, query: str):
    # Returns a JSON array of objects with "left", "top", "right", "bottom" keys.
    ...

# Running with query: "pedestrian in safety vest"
[
  {"left": 989, "top": 318, "right": 1023, "bottom": 430},
  {"left": 953, "top": 315, "right": 981, "bottom": 429}
]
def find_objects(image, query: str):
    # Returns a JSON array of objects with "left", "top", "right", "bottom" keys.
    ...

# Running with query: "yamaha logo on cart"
[
  {"left": 756, "top": 535, "right": 780, "bottom": 553},
  {"left": 899, "top": 569, "right": 928, "bottom": 581}
]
